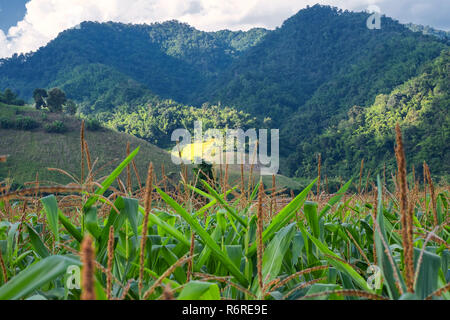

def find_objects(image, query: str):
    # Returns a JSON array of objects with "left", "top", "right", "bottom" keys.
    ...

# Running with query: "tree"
[
  {"left": 3, "top": 89, "right": 17, "bottom": 104},
  {"left": 64, "top": 100, "right": 77, "bottom": 115},
  {"left": 33, "top": 88, "right": 48, "bottom": 109},
  {"left": 192, "top": 161, "right": 215, "bottom": 191},
  {"left": 46, "top": 88, "right": 67, "bottom": 113},
  {"left": 0, "top": 89, "right": 24, "bottom": 106}
]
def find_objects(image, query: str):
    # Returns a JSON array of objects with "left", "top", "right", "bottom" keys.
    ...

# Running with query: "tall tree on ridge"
[{"left": 47, "top": 88, "right": 67, "bottom": 113}]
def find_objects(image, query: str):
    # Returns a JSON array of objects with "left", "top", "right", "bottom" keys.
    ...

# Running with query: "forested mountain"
[
  {"left": 289, "top": 51, "right": 450, "bottom": 180},
  {"left": 0, "top": 4, "right": 448, "bottom": 180},
  {"left": 201, "top": 6, "right": 447, "bottom": 174},
  {"left": 0, "top": 20, "right": 267, "bottom": 105}
]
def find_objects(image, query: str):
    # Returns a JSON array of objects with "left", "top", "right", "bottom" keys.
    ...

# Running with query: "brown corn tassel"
[
  {"left": 372, "top": 186, "right": 378, "bottom": 266},
  {"left": 223, "top": 164, "right": 229, "bottom": 194},
  {"left": 424, "top": 162, "right": 438, "bottom": 226},
  {"left": 84, "top": 140, "right": 92, "bottom": 175},
  {"left": 0, "top": 246, "right": 7, "bottom": 283},
  {"left": 395, "top": 124, "right": 414, "bottom": 293},
  {"left": 162, "top": 284, "right": 174, "bottom": 300},
  {"left": 139, "top": 162, "right": 153, "bottom": 297},
  {"left": 187, "top": 232, "right": 195, "bottom": 282},
  {"left": 358, "top": 159, "right": 364, "bottom": 194},
  {"left": 132, "top": 159, "right": 142, "bottom": 190},
  {"left": 270, "top": 174, "right": 276, "bottom": 216},
  {"left": 81, "top": 235, "right": 96, "bottom": 300},
  {"left": 107, "top": 226, "right": 114, "bottom": 300},
  {"left": 126, "top": 142, "right": 132, "bottom": 194},
  {"left": 257, "top": 180, "right": 264, "bottom": 291}
]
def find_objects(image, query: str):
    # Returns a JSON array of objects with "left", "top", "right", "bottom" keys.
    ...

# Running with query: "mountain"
[
  {"left": 0, "top": 4, "right": 448, "bottom": 181},
  {"left": 294, "top": 51, "right": 450, "bottom": 181},
  {"left": 201, "top": 6, "right": 447, "bottom": 176},
  {"left": 0, "top": 21, "right": 267, "bottom": 105}
]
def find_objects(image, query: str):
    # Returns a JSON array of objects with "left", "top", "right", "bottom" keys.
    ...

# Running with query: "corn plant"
[{"left": 0, "top": 128, "right": 448, "bottom": 300}]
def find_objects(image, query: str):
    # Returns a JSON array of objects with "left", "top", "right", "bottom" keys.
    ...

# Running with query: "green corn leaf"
[
  {"left": 25, "top": 224, "right": 50, "bottom": 258},
  {"left": 374, "top": 175, "right": 406, "bottom": 299},
  {"left": 132, "top": 263, "right": 181, "bottom": 290},
  {"left": 304, "top": 284, "right": 341, "bottom": 300},
  {"left": 304, "top": 229, "right": 372, "bottom": 292},
  {"left": 161, "top": 246, "right": 186, "bottom": 284},
  {"left": 94, "top": 277, "right": 108, "bottom": 301},
  {"left": 436, "top": 195, "right": 444, "bottom": 225},
  {"left": 305, "top": 201, "right": 320, "bottom": 239},
  {"left": 291, "top": 231, "right": 305, "bottom": 265},
  {"left": 319, "top": 179, "right": 352, "bottom": 218},
  {"left": 414, "top": 247, "right": 441, "bottom": 299},
  {"left": 186, "top": 184, "right": 214, "bottom": 201},
  {"left": 399, "top": 292, "right": 420, "bottom": 300},
  {"left": 83, "top": 146, "right": 139, "bottom": 212},
  {"left": 226, "top": 245, "right": 244, "bottom": 269},
  {"left": 58, "top": 211, "right": 83, "bottom": 243},
  {"left": 247, "top": 178, "right": 316, "bottom": 257},
  {"left": 156, "top": 187, "right": 248, "bottom": 287},
  {"left": 242, "top": 180, "right": 261, "bottom": 216},
  {"left": 40, "top": 195, "right": 59, "bottom": 242},
  {"left": 261, "top": 223, "right": 296, "bottom": 285},
  {"left": 122, "top": 197, "right": 139, "bottom": 239},
  {"left": 178, "top": 281, "right": 221, "bottom": 300},
  {"left": 12, "top": 250, "right": 33, "bottom": 266},
  {"left": 200, "top": 180, "right": 248, "bottom": 228},
  {"left": 142, "top": 207, "right": 191, "bottom": 247},
  {"left": 193, "top": 187, "right": 236, "bottom": 218},
  {"left": 97, "top": 197, "right": 134, "bottom": 261},
  {"left": 0, "top": 255, "right": 80, "bottom": 300},
  {"left": 195, "top": 226, "right": 222, "bottom": 271},
  {"left": 85, "top": 206, "right": 101, "bottom": 239}
]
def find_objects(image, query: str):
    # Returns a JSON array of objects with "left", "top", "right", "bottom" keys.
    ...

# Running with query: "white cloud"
[{"left": 0, "top": 0, "right": 448, "bottom": 59}]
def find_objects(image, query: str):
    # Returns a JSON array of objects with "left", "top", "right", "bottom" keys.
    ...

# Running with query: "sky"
[{"left": 0, "top": 0, "right": 449, "bottom": 59}]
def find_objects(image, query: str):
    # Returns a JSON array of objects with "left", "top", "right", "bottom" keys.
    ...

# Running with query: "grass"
[
  {"left": 0, "top": 123, "right": 448, "bottom": 300},
  {"left": 0, "top": 104, "right": 179, "bottom": 187}
]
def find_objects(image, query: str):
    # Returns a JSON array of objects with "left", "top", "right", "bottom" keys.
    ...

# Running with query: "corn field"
[{"left": 0, "top": 124, "right": 448, "bottom": 300}]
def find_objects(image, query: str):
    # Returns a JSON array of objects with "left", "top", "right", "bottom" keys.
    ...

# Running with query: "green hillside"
[
  {"left": 296, "top": 50, "right": 450, "bottom": 182},
  {"left": 0, "top": 104, "right": 179, "bottom": 187},
  {"left": 0, "top": 104, "right": 301, "bottom": 192}
]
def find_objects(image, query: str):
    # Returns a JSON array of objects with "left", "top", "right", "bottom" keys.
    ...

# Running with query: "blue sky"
[
  {"left": 0, "top": 1, "right": 448, "bottom": 59},
  {"left": 0, "top": 0, "right": 28, "bottom": 32}
]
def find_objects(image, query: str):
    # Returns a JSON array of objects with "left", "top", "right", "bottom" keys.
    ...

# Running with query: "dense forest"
[
  {"left": 288, "top": 51, "right": 450, "bottom": 180},
  {"left": 0, "top": 5, "right": 448, "bottom": 181},
  {"left": 98, "top": 102, "right": 257, "bottom": 148},
  {"left": 0, "top": 20, "right": 267, "bottom": 104}
]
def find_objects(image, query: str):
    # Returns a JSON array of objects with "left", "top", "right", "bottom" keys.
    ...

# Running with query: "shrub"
[
  {"left": 0, "top": 116, "right": 39, "bottom": 130},
  {"left": 85, "top": 118, "right": 102, "bottom": 131},
  {"left": 14, "top": 116, "right": 39, "bottom": 130},
  {"left": 44, "top": 120, "right": 67, "bottom": 133},
  {"left": 0, "top": 117, "right": 15, "bottom": 129},
  {"left": 63, "top": 100, "right": 77, "bottom": 115},
  {"left": 40, "top": 111, "right": 49, "bottom": 121}
]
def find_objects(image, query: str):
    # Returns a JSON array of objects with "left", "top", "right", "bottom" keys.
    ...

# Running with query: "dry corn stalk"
[{"left": 394, "top": 124, "right": 414, "bottom": 293}]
